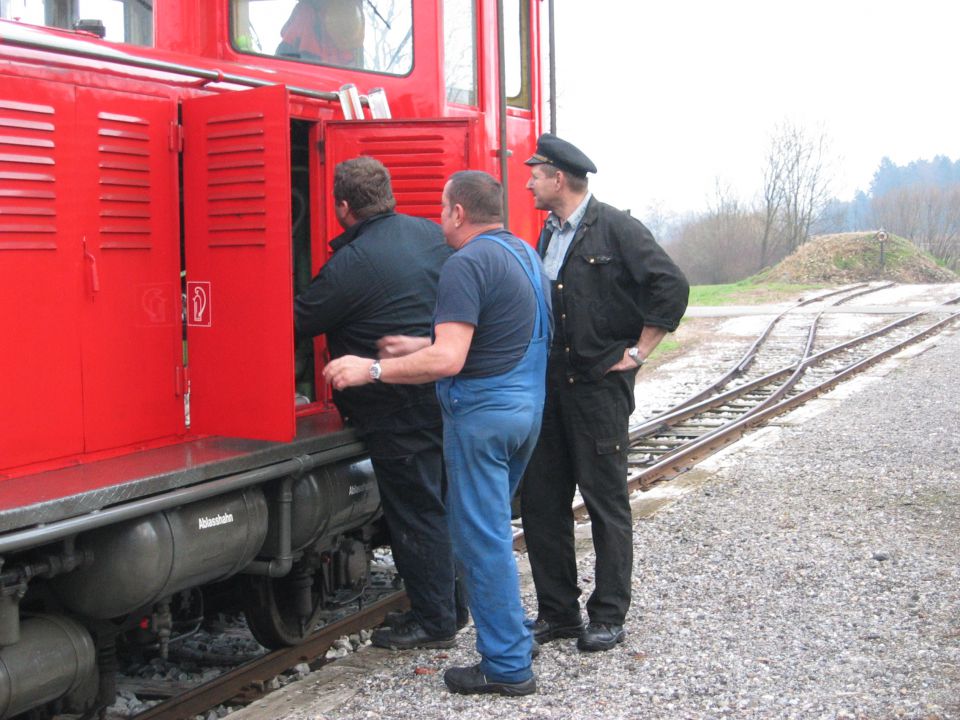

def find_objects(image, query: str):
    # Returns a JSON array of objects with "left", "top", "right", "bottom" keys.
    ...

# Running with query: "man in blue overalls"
[{"left": 324, "top": 170, "right": 552, "bottom": 697}]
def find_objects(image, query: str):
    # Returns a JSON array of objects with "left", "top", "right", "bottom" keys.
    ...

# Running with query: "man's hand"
[
  {"left": 377, "top": 335, "right": 431, "bottom": 358},
  {"left": 608, "top": 348, "right": 642, "bottom": 373},
  {"left": 323, "top": 355, "right": 375, "bottom": 390}
]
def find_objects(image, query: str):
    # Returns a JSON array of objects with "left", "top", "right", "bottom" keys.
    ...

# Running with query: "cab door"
[
  {"left": 182, "top": 85, "right": 295, "bottom": 442},
  {"left": 0, "top": 77, "right": 84, "bottom": 469},
  {"left": 75, "top": 88, "right": 183, "bottom": 452}
]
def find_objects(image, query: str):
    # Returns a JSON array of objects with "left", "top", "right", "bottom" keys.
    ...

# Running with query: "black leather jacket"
[
  {"left": 541, "top": 196, "right": 689, "bottom": 382},
  {"left": 294, "top": 212, "right": 452, "bottom": 433}
]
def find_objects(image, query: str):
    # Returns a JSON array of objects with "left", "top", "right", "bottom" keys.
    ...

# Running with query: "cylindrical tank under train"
[{"left": 0, "top": 455, "right": 381, "bottom": 719}]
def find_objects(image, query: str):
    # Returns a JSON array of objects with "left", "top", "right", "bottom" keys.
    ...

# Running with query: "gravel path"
[{"left": 237, "top": 326, "right": 960, "bottom": 720}]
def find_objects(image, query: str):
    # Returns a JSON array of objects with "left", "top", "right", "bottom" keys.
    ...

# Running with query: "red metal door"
[
  {"left": 182, "top": 85, "right": 295, "bottom": 442},
  {"left": 0, "top": 77, "right": 85, "bottom": 471},
  {"left": 323, "top": 120, "right": 471, "bottom": 238},
  {"left": 75, "top": 88, "right": 184, "bottom": 452}
]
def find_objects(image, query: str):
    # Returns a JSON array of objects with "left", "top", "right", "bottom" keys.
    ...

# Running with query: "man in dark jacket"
[
  {"left": 294, "top": 157, "right": 461, "bottom": 650},
  {"left": 324, "top": 170, "right": 550, "bottom": 696},
  {"left": 520, "top": 134, "right": 689, "bottom": 652}
]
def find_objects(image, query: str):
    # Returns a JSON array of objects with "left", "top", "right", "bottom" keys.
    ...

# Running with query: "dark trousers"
[
  {"left": 521, "top": 360, "right": 637, "bottom": 626},
  {"left": 367, "top": 426, "right": 459, "bottom": 637}
]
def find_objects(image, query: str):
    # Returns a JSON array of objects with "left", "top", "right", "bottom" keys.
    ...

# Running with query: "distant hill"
[{"left": 764, "top": 232, "right": 958, "bottom": 284}]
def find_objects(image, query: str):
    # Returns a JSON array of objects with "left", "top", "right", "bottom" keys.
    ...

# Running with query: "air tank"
[
  {"left": 52, "top": 488, "right": 267, "bottom": 618},
  {"left": 0, "top": 614, "right": 96, "bottom": 719}
]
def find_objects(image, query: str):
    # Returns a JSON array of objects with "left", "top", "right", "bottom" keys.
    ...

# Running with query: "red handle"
[{"left": 83, "top": 238, "right": 100, "bottom": 293}]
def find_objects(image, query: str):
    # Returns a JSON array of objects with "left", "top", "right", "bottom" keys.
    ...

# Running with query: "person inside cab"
[{"left": 276, "top": 0, "right": 364, "bottom": 67}]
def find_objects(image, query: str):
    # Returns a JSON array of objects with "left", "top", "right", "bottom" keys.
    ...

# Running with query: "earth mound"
[{"left": 764, "top": 232, "right": 957, "bottom": 284}]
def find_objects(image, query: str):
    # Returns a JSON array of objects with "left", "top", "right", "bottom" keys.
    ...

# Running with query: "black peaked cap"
[{"left": 524, "top": 133, "right": 597, "bottom": 177}]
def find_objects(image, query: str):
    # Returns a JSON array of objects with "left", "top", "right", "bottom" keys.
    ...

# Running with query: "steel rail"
[
  {"left": 626, "top": 310, "right": 960, "bottom": 495},
  {"left": 130, "top": 591, "right": 408, "bottom": 720},
  {"left": 513, "top": 296, "right": 960, "bottom": 551},
  {"left": 652, "top": 282, "right": 888, "bottom": 415},
  {"left": 631, "top": 301, "right": 959, "bottom": 443}
]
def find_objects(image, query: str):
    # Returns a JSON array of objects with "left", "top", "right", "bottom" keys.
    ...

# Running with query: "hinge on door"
[
  {"left": 170, "top": 122, "right": 184, "bottom": 152},
  {"left": 175, "top": 364, "right": 190, "bottom": 397}
]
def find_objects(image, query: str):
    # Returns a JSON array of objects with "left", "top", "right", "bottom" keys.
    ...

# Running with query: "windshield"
[
  {"left": 231, "top": 0, "right": 413, "bottom": 75},
  {"left": 0, "top": 0, "right": 154, "bottom": 45}
]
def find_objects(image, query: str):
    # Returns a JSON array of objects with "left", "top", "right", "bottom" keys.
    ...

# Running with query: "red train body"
[{"left": 0, "top": 1, "right": 545, "bottom": 716}]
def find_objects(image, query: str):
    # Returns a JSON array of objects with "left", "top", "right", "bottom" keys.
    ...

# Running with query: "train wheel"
[{"left": 243, "top": 567, "right": 325, "bottom": 648}]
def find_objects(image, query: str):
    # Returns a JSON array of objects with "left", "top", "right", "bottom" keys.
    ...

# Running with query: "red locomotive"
[{"left": 0, "top": 1, "right": 546, "bottom": 716}]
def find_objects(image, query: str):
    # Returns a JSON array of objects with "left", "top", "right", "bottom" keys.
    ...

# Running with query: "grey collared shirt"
[{"left": 542, "top": 192, "right": 592, "bottom": 280}]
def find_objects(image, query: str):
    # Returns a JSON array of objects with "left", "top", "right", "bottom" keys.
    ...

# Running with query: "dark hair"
[
  {"left": 334, "top": 157, "right": 396, "bottom": 219},
  {"left": 446, "top": 170, "right": 503, "bottom": 224},
  {"left": 540, "top": 163, "right": 588, "bottom": 193}
]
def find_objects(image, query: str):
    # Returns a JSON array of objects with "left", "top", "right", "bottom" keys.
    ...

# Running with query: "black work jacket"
[
  {"left": 540, "top": 196, "right": 689, "bottom": 383},
  {"left": 294, "top": 212, "right": 453, "bottom": 433}
]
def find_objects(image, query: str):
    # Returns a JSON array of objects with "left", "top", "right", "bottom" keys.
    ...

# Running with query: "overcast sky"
[{"left": 549, "top": 0, "right": 960, "bottom": 219}]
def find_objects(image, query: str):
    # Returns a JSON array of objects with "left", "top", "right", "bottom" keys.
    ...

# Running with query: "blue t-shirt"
[{"left": 434, "top": 229, "right": 552, "bottom": 378}]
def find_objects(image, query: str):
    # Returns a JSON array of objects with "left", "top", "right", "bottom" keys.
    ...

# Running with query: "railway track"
[
  {"left": 128, "top": 286, "right": 959, "bottom": 720},
  {"left": 125, "top": 592, "right": 407, "bottom": 720},
  {"left": 625, "top": 292, "right": 960, "bottom": 497}
]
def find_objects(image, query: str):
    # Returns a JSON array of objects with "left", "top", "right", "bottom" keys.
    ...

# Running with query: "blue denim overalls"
[{"left": 436, "top": 234, "right": 550, "bottom": 683}]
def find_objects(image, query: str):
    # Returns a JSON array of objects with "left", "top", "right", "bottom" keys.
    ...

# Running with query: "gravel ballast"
[{"left": 235, "top": 327, "right": 960, "bottom": 720}]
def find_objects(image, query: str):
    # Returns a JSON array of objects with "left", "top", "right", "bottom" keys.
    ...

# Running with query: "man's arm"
[
  {"left": 377, "top": 335, "right": 432, "bottom": 358},
  {"left": 324, "top": 322, "right": 474, "bottom": 389},
  {"left": 608, "top": 325, "right": 668, "bottom": 373},
  {"left": 293, "top": 254, "right": 362, "bottom": 340}
]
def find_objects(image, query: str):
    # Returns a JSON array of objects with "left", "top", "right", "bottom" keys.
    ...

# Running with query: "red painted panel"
[
  {"left": 0, "top": 77, "right": 84, "bottom": 471},
  {"left": 507, "top": 111, "right": 540, "bottom": 245},
  {"left": 76, "top": 89, "right": 184, "bottom": 452},
  {"left": 323, "top": 119, "right": 471, "bottom": 241},
  {"left": 182, "top": 85, "right": 295, "bottom": 442}
]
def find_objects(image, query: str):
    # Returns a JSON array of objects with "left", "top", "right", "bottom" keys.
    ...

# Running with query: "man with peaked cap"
[{"left": 521, "top": 133, "right": 689, "bottom": 652}]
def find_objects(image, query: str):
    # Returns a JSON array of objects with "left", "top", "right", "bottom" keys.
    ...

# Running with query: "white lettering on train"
[{"left": 198, "top": 512, "right": 234, "bottom": 530}]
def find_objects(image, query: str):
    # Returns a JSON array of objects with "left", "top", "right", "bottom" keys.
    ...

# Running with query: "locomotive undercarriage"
[{"left": 0, "top": 448, "right": 384, "bottom": 719}]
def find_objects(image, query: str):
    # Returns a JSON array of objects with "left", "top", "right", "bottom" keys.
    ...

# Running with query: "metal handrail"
[{"left": 0, "top": 20, "right": 341, "bottom": 102}]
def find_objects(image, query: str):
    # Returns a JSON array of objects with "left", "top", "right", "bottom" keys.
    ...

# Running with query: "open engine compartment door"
[{"left": 182, "top": 85, "right": 295, "bottom": 442}]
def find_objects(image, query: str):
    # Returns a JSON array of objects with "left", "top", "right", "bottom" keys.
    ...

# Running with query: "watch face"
[{"left": 369, "top": 361, "right": 381, "bottom": 380}]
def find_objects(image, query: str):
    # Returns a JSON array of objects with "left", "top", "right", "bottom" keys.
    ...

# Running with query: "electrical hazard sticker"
[{"left": 186, "top": 281, "right": 212, "bottom": 327}]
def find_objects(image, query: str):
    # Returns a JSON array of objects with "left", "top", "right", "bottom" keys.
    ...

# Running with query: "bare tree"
[
  {"left": 670, "top": 181, "right": 766, "bottom": 284},
  {"left": 872, "top": 185, "right": 960, "bottom": 269},
  {"left": 759, "top": 122, "right": 833, "bottom": 268}
]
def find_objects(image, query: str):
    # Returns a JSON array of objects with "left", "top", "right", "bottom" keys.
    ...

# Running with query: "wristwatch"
[
  {"left": 627, "top": 347, "right": 645, "bottom": 367},
  {"left": 369, "top": 359, "right": 383, "bottom": 382}
]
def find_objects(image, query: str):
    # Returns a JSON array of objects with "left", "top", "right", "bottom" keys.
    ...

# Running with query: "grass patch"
[
  {"left": 648, "top": 336, "right": 680, "bottom": 359},
  {"left": 689, "top": 280, "right": 824, "bottom": 306}
]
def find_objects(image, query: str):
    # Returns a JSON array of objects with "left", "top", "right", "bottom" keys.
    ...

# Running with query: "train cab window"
[
  {"left": 504, "top": 0, "right": 530, "bottom": 109},
  {"left": 230, "top": 0, "right": 414, "bottom": 75},
  {"left": 443, "top": 0, "right": 477, "bottom": 106},
  {"left": 0, "top": 0, "right": 154, "bottom": 46}
]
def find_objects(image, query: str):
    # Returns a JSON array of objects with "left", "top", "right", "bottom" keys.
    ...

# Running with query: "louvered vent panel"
[
  {"left": 0, "top": 99, "right": 58, "bottom": 250},
  {"left": 205, "top": 111, "right": 268, "bottom": 246},
  {"left": 350, "top": 131, "right": 466, "bottom": 221},
  {"left": 95, "top": 111, "right": 153, "bottom": 249}
]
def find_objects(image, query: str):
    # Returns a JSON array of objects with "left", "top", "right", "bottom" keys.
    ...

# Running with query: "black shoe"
[
  {"left": 371, "top": 620, "right": 456, "bottom": 650},
  {"left": 524, "top": 616, "right": 584, "bottom": 644},
  {"left": 576, "top": 622, "right": 626, "bottom": 652},
  {"left": 385, "top": 608, "right": 468, "bottom": 632},
  {"left": 383, "top": 609, "right": 414, "bottom": 628},
  {"left": 531, "top": 639, "right": 541, "bottom": 660},
  {"left": 444, "top": 664, "right": 536, "bottom": 697}
]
